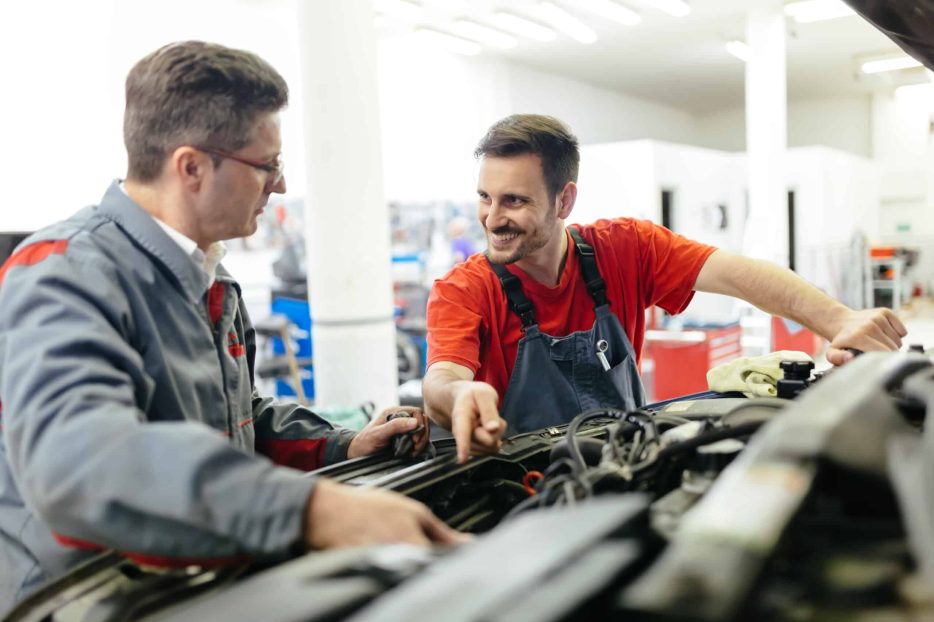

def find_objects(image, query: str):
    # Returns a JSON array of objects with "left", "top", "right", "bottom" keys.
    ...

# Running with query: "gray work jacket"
[{"left": 0, "top": 181, "right": 355, "bottom": 613}]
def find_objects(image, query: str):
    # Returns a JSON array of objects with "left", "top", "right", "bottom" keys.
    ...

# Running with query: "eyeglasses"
[{"left": 197, "top": 146, "right": 284, "bottom": 186}]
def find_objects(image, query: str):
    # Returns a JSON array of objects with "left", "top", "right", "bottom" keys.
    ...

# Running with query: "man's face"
[
  {"left": 196, "top": 112, "right": 286, "bottom": 245},
  {"left": 477, "top": 153, "right": 563, "bottom": 265}
]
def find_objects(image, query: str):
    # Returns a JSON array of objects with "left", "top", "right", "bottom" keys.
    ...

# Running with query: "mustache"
[{"left": 489, "top": 226, "right": 523, "bottom": 236}]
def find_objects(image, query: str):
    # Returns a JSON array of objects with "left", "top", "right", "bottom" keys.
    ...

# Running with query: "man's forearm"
[
  {"left": 694, "top": 250, "right": 851, "bottom": 340},
  {"left": 421, "top": 367, "right": 462, "bottom": 430}
]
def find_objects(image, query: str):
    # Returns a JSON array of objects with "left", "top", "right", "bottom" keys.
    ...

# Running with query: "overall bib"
[{"left": 488, "top": 227, "right": 646, "bottom": 433}]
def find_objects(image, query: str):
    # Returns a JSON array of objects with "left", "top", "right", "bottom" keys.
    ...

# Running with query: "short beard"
[{"left": 485, "top": 226, "right": 550, "bottom": 265}]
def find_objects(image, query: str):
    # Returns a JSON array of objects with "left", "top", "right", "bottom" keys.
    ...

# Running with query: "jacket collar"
[{"left": 96, "top": 180, "right": 212, "bottom": 301}]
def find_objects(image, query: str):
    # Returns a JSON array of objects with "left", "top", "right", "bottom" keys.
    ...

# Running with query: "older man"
[{"left": 0, "top": 41, "right": 463, "bottom": 612}]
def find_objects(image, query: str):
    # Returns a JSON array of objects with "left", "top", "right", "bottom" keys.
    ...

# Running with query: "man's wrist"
[{"left": 813, "top": 303, "right": 852, "bottom": 341}]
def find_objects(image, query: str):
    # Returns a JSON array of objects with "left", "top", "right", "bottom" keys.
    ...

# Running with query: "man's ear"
[
  {"left": 556, "top": 181, "right": 577, "bottom": 219},
  {"left": 171, "top": 146, "right": 208, "bottom": 192}
]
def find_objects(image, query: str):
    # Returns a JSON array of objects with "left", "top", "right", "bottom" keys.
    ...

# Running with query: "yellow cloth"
[{"left": 706, "top": 350, "right": 814, "bottom": 398}]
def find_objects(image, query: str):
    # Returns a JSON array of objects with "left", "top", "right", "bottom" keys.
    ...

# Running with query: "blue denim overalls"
[{"left": 487, "top": 227, "right": 646, "bottom": 433}]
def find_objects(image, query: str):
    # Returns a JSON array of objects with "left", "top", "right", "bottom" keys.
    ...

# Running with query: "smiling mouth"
[{"left": 490, "top": 229, "right": 521, "bottom": 245}]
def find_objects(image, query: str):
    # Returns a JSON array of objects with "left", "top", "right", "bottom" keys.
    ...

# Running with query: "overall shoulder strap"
[
  {"left": 568, "top": 226, "right": 607, "bottom": 307},
  {"left": 484, "top": 254, "right": 537, "bottom": 329}
]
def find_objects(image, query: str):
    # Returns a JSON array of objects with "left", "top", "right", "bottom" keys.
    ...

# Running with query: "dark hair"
[
  {"left": 124, "top": 40, "right": 289, "bottom": 182},
  {"left": 474, "top": 114, "right": 580, "bottom": 200}
]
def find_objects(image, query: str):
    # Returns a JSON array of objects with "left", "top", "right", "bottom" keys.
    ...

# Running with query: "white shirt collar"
[{"left": 119, "top": 182, "right": 227, "bottom": 285}]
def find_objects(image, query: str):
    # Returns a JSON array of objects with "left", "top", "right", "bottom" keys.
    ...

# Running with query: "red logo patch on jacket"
[{"left": 227, "top": 331, "right": 245, "bottom": 358}]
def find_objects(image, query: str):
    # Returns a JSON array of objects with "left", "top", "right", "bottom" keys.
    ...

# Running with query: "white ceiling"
[{"left": 378, "top": 0, "right": 925, "bottom": 114}]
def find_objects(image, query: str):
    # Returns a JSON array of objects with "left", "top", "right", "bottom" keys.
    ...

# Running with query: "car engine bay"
[{"left": 7, "top": 351, "right": 934, "bottom": 622}]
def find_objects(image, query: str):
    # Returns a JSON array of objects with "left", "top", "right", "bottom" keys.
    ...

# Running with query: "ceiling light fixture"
[
  {"left": 576, "top": 0, "right": 642, "bottom": 26},
  {"left": 373, "top": 0, "right": 422, "bottom": 20},
  {"left": 637, "top": 0, "right": 690, "bottom": 17},
  {"left": 493, "top": 11, "right": 558, "bottom": 42},
  {"left": 784, "top": 0, "right": 854, "bottom": 23},
  {"left": 725, "top": 39, "right": 749, "bottom": 62},
  {"left": 450, "top": 19, "right": 519, "bottom": 49},
  {"left": 414, "top": 28, "right": 482, "bottom": 56},
  {"left": 533, "top": 2, "right": 599, "bottom": 44},
  {"left": 861, "top": 55, "right": 923, "bottom": 74}
]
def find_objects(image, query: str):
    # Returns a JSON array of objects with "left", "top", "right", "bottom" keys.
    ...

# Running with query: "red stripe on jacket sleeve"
[
  {"left": 121, "top": 551, "right": 251, "bottom": 569},
  {"left": 0, "top": 240, "right": 68, "bottom": 287},
  {"left": 256, "top": 438, "right": 327, "bottom": 472},
  {"left": 54, "top": 532, "right": 251, "bottom": 569},
  {"left": 52, "top": 532, "right": 105, "bottom": 552}
]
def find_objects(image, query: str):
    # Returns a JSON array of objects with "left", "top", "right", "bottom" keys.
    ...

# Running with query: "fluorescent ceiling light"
[
  {"left": 894, "top": 83, "right": 934, "bottom": 99},
  {"left": 533, "top": 2, "right": 599, "bottom": 44},
  {"left": 784, "top": 0, "right": 854, "bottom": 23},
  {"left": 638, "top": 0, "right": 690, "bottom": 17},
  {"left": 414, "top": 28, "right": 482, "bottom": 56},
  {"left": 373, "top": 0, "right": 421, "bottom": 20},
  {"left": 450, "top": 19, "right": 518, "bottom": 49},
  {"left": 576, "top": 0, "right": 642, "bottom": 26},
  {"left": 861, "top": 55, "right": 923, "bottom": 74},
  {"left": 725, "top": 39, "right": 749, "bottom": 62},
  {"left": 493, "top": 11, "right": 558, "bottom": 42}
]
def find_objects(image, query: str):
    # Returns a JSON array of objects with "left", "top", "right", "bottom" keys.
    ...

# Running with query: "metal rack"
[{"left": 870, "top": 256, "right": 906, "bottom": 313}]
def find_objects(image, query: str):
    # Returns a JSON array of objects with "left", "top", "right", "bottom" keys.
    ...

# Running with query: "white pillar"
[
  {"left": 297, "top": 0, "right": 399, "bottom": 411},
  {"left": 743, "top": 1, "right": 788, "bottom": 266}
]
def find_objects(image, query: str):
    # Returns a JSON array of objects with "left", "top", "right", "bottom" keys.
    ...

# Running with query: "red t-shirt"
[{"left": 426, "top": 218, "right": 717, "bottom": 404}]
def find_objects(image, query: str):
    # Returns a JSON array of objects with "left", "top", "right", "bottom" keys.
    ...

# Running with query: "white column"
[
  {"left": 297, "top": 0, "right": 399, "bottom": 411},
  {"left": 743, "top": 1, "right": 788, "bottom": 266}
]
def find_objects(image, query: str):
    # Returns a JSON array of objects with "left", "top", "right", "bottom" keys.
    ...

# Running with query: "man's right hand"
[
  {"left": 305, "top": 478, "right": 470, "bottom": 549},
  {"left": 422, "top": 362, "right": 508, "bottom": 464},
  {"left": 449, "top": 381, "right": 507, "bottom": 464}
]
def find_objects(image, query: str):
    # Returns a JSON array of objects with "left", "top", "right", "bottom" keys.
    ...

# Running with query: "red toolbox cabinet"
[
  {"left": 771, "top": 316, "right": 822, "bottom": 356},
  {"left": 645, "top": 324, "right": 742, "bottom": 401}
]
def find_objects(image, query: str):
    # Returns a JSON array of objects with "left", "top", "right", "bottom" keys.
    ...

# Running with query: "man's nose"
[
  {"left": 484, "top": 200, "right": 506, "bottom": 228},
  {"left": 269, "top": 173, "right": 286, "bottom": 195}
]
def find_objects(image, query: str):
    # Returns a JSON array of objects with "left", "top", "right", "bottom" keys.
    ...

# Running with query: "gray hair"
[{"left": 124, "top": 40, "right": 288, "bottom": 181}]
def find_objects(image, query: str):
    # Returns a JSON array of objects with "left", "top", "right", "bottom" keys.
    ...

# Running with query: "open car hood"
[{"left": 846, "top": 0, "right": 934, "bottom": 69}]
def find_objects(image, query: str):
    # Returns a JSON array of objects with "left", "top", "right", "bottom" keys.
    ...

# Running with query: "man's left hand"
[
  {"left": 826, "top": 307, "right": 907, "bottom": 366},
  {"left": 347, "top": 406, "right": 430, "bottom": 459}
]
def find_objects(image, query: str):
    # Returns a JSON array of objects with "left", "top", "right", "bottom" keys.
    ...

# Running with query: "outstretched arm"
[
  {"left": 422, "top": 361, "right": 506, "bottom": 464},
  {"left": 693, "top": 249, "right": 906, "bottom": 365}
]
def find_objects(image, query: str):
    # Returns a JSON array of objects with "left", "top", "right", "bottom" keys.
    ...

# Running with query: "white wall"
[
  {"left": 377, "top": 37, "right": 700, "bottom": 204},
  {"left": 0, "top": 1, "right": 705, "bottom": 233},
  {"left": 871, "top": 91, "right": 934, "bottom": 237},
  {"left": 576, "top": 139, "right": 883, "bottom": 315},
  {"left": 577, "top": 141, "right": 747, "bottom": 250},
  {"left": 574, "top": 141, "right": 657, "bottom": 224},
  {"left": 786, "top": 146, "right": 880, "bottom": 306},
  {"left": 576, "top": 140, "right": 748, "bottom": 324},
  {"left": 694, "top": 95, "right": 873, "bottom": 158},
  {"left": 871, "top": 90, "right": 934, "bottom": 294},
  {"left": 0, "top": 0, "right": 306, "bottom": 232}
]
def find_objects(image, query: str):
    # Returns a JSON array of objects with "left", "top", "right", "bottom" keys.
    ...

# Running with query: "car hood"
[{"left": 846, "top": 0, "right": 934, "bottom": 69}]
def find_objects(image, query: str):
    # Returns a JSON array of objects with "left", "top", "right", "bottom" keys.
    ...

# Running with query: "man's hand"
[
  {"left": 305, "top": 478, "right": 470, "bottom": 548},
  {"left": 422, "top": 362, "right": 507, "bottom": 464},
  {"left": 449, "top": 381, "right": 507, "bottom": 464},
  {"left": 826, "top": 307, "right": 907, "bottom": 366},
  {"left": 346, "top": 406, "right": 429, "bottom": 459}
]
